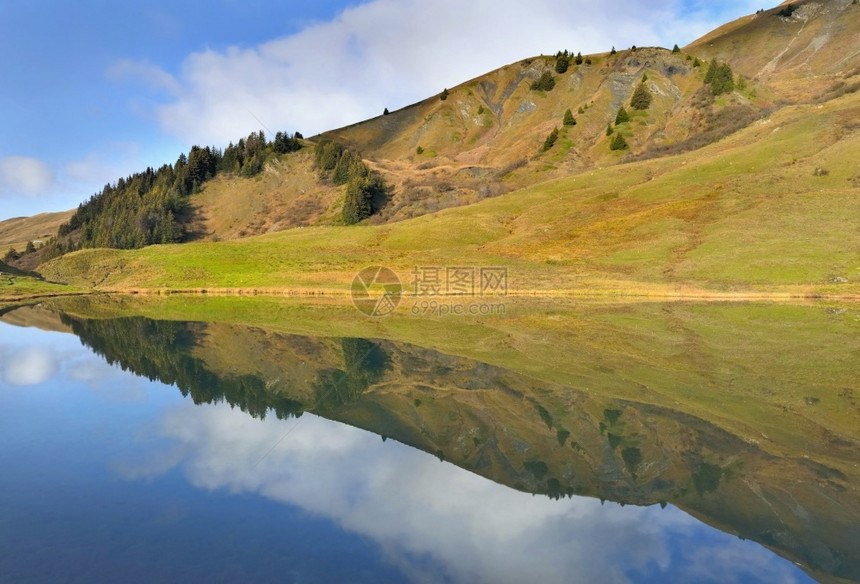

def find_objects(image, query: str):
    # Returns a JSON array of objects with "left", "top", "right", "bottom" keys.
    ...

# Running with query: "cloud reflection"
[
  {"left": 1, "top": 346, "right": 58, "bottom": 386},
  {"left": 123, "top": 401, "right": 807, "bottom": 584}
]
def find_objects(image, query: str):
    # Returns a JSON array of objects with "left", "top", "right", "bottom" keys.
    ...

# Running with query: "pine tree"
[
  {"left": 615, "top": 107, "right": 630, "bottom": 124},
  {"left": 574, "top": 51, "right": 584, "bottom": 65},
  {"left": 555, "top": 54, "right": 570, "bottom": 74},
  {"left": 577, "top": 105, "right": 585, "bottom": 114},
  {"left": 711, "top": 63, "right": 735, "bottom": 95},
  {"left": 342, "top": 179, "right": 370, "bottom": 225},
  {"left": 704, "top": 60, "right": 718, "bottom": 84},
  {"left": 563, "top": 109, "right": 576, "bottom": 126},
  {"left": 610, "top": 133, "right": 629, "bottom": 151},
  {"left": 606, "top": 123, "right": 614, "bottom": 136},
  {"left": 672, "top": 44, "right": 680, "bottom": 53},
  {"left": 610, "top": 46, "right": 617, "bottom": 55},
  {"left": 542, "top": 127, "right": 560, "bottom": 151},
  {"left": 630, "top": 83, "right": 652, "bottom": 110},
  {"left": 440, "top": 88, "right": 449, "bottom": 101},
  {"left": 530, "top": 71, "right": 556, "bottom": 91},
  {"left": 383, "top": 107, "right": 390, "bottom": 115}
]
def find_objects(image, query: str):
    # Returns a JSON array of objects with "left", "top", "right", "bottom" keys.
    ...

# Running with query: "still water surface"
[{"left": 1, "top": 301, "right": 855, "bottom": 583}]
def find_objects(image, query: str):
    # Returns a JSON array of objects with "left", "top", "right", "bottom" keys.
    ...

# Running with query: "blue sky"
[{"left": 0, "top": 0, "right": 765, "bottom": 220}]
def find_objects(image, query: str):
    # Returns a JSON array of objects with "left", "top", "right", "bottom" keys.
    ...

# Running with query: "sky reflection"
[{"left": 0, "top": 319, "right": 816, "bottom": 584}]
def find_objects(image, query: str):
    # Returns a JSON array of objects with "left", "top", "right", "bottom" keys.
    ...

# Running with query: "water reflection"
[{"left": 2, "top": 300, "right": 857, "bottom": 584}]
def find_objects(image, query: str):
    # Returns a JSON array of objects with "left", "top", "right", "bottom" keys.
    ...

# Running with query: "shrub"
[
  {"left": 610, "top": 46, "right": 617, "bottom": 55},
  {"left": 416, "top": 146, "right": 424, "bottom": 155},
  {"left": 777, "top": 4, "right": 797, "bottom": 17},
  {"left": 440, "top": 88, "right": 449, "bottom": 101}
]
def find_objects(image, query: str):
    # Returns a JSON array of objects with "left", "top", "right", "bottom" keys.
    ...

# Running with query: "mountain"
[{"left": 3, "top": 0, "right": 860, "bottom": 297}]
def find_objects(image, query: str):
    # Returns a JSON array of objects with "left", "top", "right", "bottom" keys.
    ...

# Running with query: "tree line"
[{"left": 49, "top": 130, "right": 302, "bottom": 254}]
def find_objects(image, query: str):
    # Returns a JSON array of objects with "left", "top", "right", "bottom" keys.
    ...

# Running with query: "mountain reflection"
[{"left": 6, "top": 301, "right": 858, "bottom": 584}]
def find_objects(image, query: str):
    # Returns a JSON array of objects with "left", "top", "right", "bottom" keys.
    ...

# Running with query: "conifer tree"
[
  {"left": 710, "top": 63, "right": 735, "bottom": 95},
  {"left": 615, "top": 107, "right": 630, "bottom": 125},
  {"left": 543, "top": 127, "right": 560, "bottom": 151},
  {"left": 530, "top": 71, "right": 556, "bottom": 91},
  {"left": 704, "top": 60, "right": 718, "bottom": 83},
  {"left": 563, "top": 109, "right": 577, "bottom": 126},
  {"left": 630, "top": 83, "right": 652, "bottom": 110},
  {"left": 610, "top": 133, "right": 629, "bottom": 151}
]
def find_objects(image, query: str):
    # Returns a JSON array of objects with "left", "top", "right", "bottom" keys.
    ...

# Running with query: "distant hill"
[{"left": 0, "top": 210, "right": 74, "bottom": 250}]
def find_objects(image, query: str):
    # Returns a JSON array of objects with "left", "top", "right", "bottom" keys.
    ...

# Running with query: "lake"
[{"left": 1, "top": 297, "right": 857, "bottom": 583}]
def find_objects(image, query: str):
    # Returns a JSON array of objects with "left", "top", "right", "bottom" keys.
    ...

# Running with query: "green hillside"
[{"left": 36, "top": 87, "right": 860, "bottom": 297}]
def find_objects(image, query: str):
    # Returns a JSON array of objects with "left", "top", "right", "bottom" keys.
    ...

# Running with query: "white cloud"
[
  {"left": 118, "top": 0, "right": 762, "bottom": 145},
  {"left": 0, "top": 156, "right": 56, "bottom": 198},
  {"left": 2, "top": 347, "right": 58, "bottom": 386}
]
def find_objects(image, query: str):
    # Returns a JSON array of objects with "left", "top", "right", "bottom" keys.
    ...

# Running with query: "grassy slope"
[
  {"left": 185, "top": 148, "right": 344, "bottom": 241},
  {"left": 39, "top": 90, "right": 860, "bottom": 297},
  {"left": 0, "top": 274, "right": 84, "bottom": 302}
]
